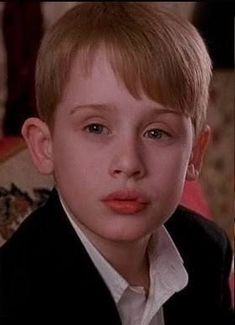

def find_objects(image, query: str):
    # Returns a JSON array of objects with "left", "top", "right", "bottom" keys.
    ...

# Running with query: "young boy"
[{"left": 0, "top": 3, "right": 233, "bottom": 324}]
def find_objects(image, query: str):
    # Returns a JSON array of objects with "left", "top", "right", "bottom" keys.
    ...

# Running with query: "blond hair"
[{"left": 36, "top": 2, "right": 212, "bottom": 134}]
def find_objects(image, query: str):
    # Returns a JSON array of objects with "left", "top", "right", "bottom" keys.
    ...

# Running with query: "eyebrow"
[
  {"left": 70, "top": 104, "right": 114, "bottom": 115},
  {"left": 69, "top": 103, "right": 181, "bottom": 116}
]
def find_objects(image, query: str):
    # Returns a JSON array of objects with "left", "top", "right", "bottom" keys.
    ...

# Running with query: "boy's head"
[
  {"left": 22, "top": 3, "right": 211, "bottom": 244},
  {"left": 35, "top": 2, "right": 211, "bottom": 134}
]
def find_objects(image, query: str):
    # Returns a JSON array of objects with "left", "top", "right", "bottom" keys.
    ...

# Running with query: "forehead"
[
  {"left": 56, "top": 49, "right": 189, "bottom": 129},
  {"left": 62, "top": 49, "right": 122, "bottom": 99},
  {"left": 60, "top": 47, "right": 181, "bottom": 115}
]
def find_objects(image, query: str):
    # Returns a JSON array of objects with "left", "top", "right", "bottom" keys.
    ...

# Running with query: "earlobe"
[
  {"left": 186, "top": 162, "right": 199, "bottom": 181},
  {"left": 21, "top": 117, "right": 54, "bottom": 175},
  {"left": 186, "top": 125, "right": 211, "bottom": 181}
]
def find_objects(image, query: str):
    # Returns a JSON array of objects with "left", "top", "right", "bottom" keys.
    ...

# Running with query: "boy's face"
[{"left": 23, "top": 49, "right": 209, "bottom": 245}]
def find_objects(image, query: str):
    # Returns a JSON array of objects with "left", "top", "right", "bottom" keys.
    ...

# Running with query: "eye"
[
  {"left": 144, "top": 128, "right": 171, "bottom": 140},
  {"left": 84, "top": 123, "right": 109, "bottom": 135}
]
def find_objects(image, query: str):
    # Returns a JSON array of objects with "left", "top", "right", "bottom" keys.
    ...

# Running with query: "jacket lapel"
[{"left": 37, "top": 189, "right": 122, "bottom": 324}]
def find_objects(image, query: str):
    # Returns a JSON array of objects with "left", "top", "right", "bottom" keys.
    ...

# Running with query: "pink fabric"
[
  {"left": 0, "top": 136, "right": 25, "bottom": 162},
  {"left": 180, "top": 181, "right": 212, "bottom": 219}
]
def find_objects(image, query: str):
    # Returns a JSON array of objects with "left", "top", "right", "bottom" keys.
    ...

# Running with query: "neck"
[
  {"left": 99, "top": 236, "right": 151, "bottom": 289},
  {"left": 79, "top": 222, "right": 151, "bottom": 291}
]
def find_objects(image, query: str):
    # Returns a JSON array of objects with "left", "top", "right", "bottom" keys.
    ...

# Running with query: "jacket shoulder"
[{"left": 166, "top": 205, "right": 231, "bottom": 255}]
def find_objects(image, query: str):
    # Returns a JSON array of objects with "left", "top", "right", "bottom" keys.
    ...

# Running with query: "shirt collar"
[
  {"left": 145, "top": 226, "right": 189, "bottom": 321},
  {"left": 149, "top": 224, "right": 189, "bottom": 294}
]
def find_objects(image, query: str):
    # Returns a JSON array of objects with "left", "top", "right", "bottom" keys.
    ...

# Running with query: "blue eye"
[
  {"left": 144, "top": 129, "right": 170, "bottom": 140},
  {"left": 85, "top": 123, "right": 107, "bottom": 134}
]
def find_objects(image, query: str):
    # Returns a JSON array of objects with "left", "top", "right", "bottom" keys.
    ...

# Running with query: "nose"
[{"left": 109, "top": 137, "right": 147, "bottom": 180}]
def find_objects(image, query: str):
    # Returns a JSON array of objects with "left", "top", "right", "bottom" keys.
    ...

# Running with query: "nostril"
[
  {"left": 114, "top": 169, "right": 122, "bottom": 175},
  {"left": 113, "top": 168, "right": 141, "bottom": 178}
]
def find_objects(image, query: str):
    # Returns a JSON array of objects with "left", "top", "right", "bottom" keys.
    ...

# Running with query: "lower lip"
[{"left": 102, "top": 200, "right": 148, "bottom": 215}]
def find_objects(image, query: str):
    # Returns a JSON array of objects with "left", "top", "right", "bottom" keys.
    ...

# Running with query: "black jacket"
[{"left": 0, "top": 189, "right": 233, "bottom": 324}]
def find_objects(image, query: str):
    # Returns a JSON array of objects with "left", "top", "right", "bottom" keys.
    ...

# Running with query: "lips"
[{"left": 101, "top": 190, "right": 150, "bottom": 215}]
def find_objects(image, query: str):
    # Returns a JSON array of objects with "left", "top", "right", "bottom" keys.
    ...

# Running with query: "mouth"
[{"left": 101, "top": 190, "right": 150, "bottom": 215}]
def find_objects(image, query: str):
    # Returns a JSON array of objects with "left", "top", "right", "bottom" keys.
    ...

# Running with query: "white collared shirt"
[{"left": 59, "top": 195, "right": 188, "bottom": 325}]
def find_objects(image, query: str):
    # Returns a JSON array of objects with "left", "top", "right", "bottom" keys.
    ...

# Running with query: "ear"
[
  {"left": 186, "top": 125, "right": 211, "bottom": 181},
  {"left": 21, "top": 117, "right": 54, "bottom": 175}
]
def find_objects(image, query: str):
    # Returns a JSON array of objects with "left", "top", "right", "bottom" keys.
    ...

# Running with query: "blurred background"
[{"left": 0, "top": 2, "right": 234, "bottom": 247}]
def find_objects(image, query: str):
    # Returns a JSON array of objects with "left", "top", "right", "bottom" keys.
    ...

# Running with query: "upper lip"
[{"left": 101, "top": 189, "right": 150, "bottom": 204}]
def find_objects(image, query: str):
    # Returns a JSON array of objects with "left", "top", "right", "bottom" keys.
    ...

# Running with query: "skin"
[{"left": 22, "top": 48, "right": 210, "bottom": 289}]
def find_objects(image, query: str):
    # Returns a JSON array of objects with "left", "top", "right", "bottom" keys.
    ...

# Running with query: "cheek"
[
  {"left": 152, "top": 144, "right": 191, "bottom": 171},
  {"left": 52, "top": 139, "right": 104, "bottom": 188},
  {"left": 149, "top": 145, "right": 191, "bottom": 194}
]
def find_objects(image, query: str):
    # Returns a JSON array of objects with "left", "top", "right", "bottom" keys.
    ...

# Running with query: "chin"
[{"left": 100, "top": 223, "right": 152, "bottom": 243}]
